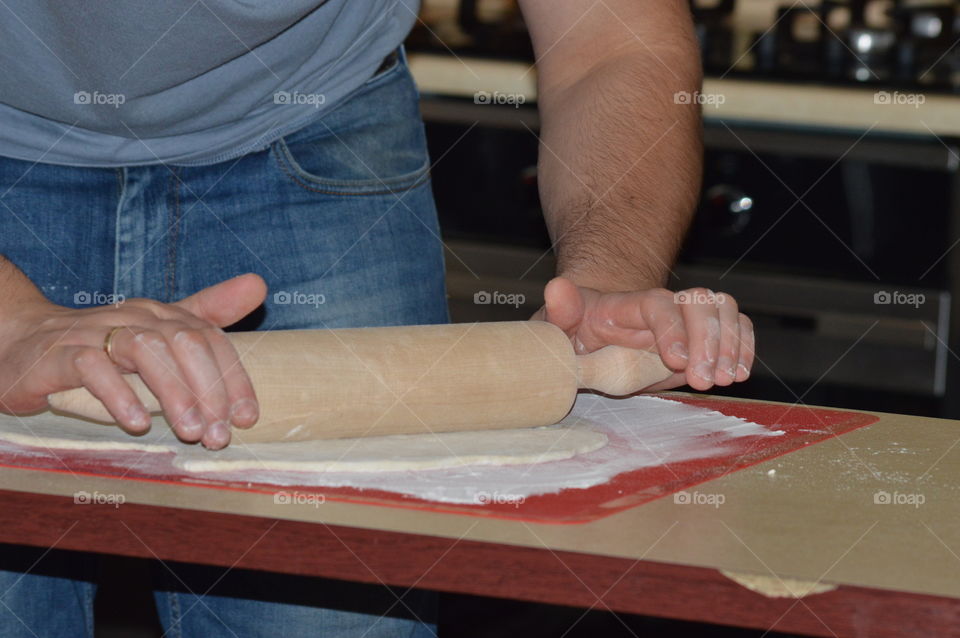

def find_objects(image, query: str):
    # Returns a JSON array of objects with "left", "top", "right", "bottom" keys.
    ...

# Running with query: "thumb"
[
  {"left": 537, "top": 277, "right": 585, "bottom": 337},
  {"left": 175, "top": 273, "right": 267, "bottom": 327}
]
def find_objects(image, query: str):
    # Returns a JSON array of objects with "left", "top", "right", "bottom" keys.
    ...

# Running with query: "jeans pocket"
[{"left": 270, "top": 51, "right": 431, "bottom": 196}]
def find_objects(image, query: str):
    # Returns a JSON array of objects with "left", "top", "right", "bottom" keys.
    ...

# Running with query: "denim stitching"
[
  {"left": 272, "top": 138, "right": 431, "bottom": 197},
  {"left": 168, "top": 591, "right": 183, "bottom": 638},
  {"left": 84, "top": 579, "right": 95, "bottom": 638},
  {"left": 167, "top": 167, "right": 181, "bottom": 302}
]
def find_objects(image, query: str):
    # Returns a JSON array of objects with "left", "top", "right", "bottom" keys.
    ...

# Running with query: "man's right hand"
[{"left": 0, "top": 270, "right": 267, "bottom": 450}]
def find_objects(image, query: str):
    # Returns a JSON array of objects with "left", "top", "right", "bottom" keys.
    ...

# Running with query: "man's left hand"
[{"left": 532, "top": 277, "right": 755, "bottom": 392}]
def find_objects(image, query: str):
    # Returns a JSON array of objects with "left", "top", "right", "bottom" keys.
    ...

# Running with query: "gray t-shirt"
[{"left": 0, "top": 0, "right": 418, "bottom": 166}]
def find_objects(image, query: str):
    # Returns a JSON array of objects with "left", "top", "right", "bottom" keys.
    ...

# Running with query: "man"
[{"left": 0, "top": 0, "right": 753, "bottom": 635}]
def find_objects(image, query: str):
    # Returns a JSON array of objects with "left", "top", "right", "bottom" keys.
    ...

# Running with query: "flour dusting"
[
  {"left": 178, "top": 394, "right": 784, "bottom": 504},
  {"left": 0, "top": 394, "right": 784, "bottom": 505}
]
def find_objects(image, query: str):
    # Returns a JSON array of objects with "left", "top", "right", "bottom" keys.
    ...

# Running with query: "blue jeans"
[{"left": 0, "top": 51, "right": 444, "bottom": 637}]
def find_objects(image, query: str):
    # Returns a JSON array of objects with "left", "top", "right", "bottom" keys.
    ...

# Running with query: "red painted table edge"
[{"left": 0, "top": 489, "right": 956, "bottom": 638}]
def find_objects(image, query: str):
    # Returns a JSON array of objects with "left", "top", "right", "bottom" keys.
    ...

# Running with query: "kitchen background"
[{"left": 407, "top": 0, "right": 960, "bottom": 424}]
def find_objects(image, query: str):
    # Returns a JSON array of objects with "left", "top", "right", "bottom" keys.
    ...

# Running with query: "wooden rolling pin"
[{"left": 47, "top": 321, "right": 673, "bottom": 443}]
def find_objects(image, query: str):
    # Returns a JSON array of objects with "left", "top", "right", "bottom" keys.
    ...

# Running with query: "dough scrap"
[
  {"left": 0, "top": 412, "right": 608, "bottom": 474},
  {"left": 721, "top": 570, "right": 838, "bottom": 598},
  {"left": 0, "top": 415, "right": 172, "bottom": 453}
]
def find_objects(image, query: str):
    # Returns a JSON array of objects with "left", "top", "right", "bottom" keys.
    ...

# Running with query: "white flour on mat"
[
  {"left": 0, "top": 394, "right": 783, "bottom": 504},
  {"left": 235, "top": 394, "right": 782, "bottom": 503}
]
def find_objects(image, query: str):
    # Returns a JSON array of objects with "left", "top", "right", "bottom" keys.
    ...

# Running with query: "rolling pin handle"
[{"left": 576, "top": 345, "right": 674, "bottom": 396}]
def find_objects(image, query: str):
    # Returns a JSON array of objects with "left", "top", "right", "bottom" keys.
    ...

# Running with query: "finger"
[
  {"left": 541, "top": 277, "right": 586, "bottom": 344},
  {"left": 678, "top": 288, "right": 721, "bottom": 391},
  {"left": 109, "top": 328, "right": 207, "bottom": 444},
  {"left": 68, "top": 348, "right": 152, "bottom": 434},
  {"left": 205, "top": 328, "right": 259, "bottom": 429},
  {"left": 642, "top": 371, "right": 688, "bottom": 393},
  {"left": 31, "top": 345, "right": 152, "bottom": 433},
  {"left": 713, "top": 293, "right": 741, "bottom": 386},
  {"left": 596, "top": 290, "right": 690, "bottom": 371},
  {"left": 149, "top": 313, "right": 258, "bottom": 430},
  {"left": 164, "top": 328, "right": 233, "bottom": 449},
  {"left": 174, "top": 273, "right": 267, "bottom": 328},
  {"left": 736, "top": 314, "right": 755, "bottom": 381}
]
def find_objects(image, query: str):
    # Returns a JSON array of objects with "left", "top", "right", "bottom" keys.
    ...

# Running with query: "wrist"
[
  {"left": 557, "top": 264, "right": 667, "bottom": 294},
  {"left": 0, "top": 256, "right": 52, "bottom": 322},
  {"left": 550, "top": 225, "right": 677, "bottom": 294}
]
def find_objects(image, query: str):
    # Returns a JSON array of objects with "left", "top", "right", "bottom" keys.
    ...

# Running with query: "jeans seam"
[
  {"left": 167, "top": 168, "right": 181, "bottom": 302},
  {"left": 113, "top": 168, "right": 126, "bottom": 297},
  {"left": 169, "top": 591, "right": 183, "bottom": 638},
  {"left": 85, "top": 581, "right": 95, "bottom": 638}
]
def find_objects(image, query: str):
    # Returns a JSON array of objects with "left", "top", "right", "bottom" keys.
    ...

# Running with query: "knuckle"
[
  {"left": 73, "top": 348, "right": 106, "bottom": 370},
  {"left": 73, "top": 348, "right": 106, "bottom": 366},
  {"left": 132, "top": 330, "right": 167, "bottom": 353},
  {"left": 173, "top": 329, "right": 207, "bottom": 350}
]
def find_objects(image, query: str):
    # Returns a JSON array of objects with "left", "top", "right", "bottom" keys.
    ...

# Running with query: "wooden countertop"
[
  {"left": 408, "top": 52, "right": 960, "bottom": 138},
  {"left": 1, "top": 393, "right": 958, "bottom": 635}
]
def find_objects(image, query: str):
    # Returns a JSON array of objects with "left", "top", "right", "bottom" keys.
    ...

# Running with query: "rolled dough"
[{"left": 0, "top": 413, "right": 607, "bottom": 474}]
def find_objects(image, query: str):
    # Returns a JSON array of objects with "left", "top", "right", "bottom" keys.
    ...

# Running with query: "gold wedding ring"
[{"left": 103, "top": 326, "right": 124, "bottom": 365}]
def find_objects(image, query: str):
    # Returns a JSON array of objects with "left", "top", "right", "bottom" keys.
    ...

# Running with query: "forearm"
[{"left": 537, "top": 38, "right": 703, "bottom": 292}]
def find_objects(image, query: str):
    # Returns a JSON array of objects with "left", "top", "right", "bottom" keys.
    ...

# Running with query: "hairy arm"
[
  {"left": 519, "top": 0, "right": 702, "bottom": 291},
  {"left": 520, "top": 0, "right": 754, "bottom": 391}
]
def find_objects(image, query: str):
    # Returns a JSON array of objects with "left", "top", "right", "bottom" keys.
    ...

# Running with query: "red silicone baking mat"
[{"left": 0, "top": 395, "right": 878, "bottom": 524}]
